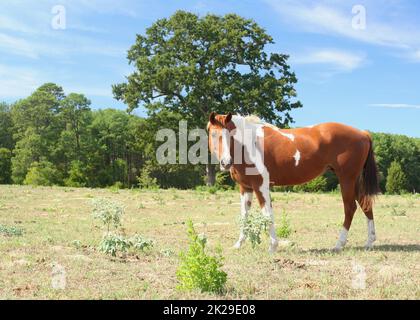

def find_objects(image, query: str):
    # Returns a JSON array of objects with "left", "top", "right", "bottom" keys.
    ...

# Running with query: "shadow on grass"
[
  {"left": 354, "top": 244, "right": 420, "bottom": 252},
  {"left": 302, "top": 244, "right": 420, "bottom": 255}
]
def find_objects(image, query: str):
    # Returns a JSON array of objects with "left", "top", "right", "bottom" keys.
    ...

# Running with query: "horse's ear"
[
  {"left": 226, "top": 112, "right": 232, "bottom": 123},
  {"left": 209, "top": 112, "right": 217, "bottom": 125}
]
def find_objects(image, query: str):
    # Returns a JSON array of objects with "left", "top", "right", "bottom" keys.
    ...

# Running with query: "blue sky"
[{"left": 1, "top": 0, "right": 419, "bottom": 137}]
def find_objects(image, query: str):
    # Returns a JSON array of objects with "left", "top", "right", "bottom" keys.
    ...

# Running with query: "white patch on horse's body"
[
  {"left": 293, "top": 150, "right": 301, "bottom": 166},
  {"left": 306, "top": 125, "right": 315, "bottom": 128},
  {"left": 280, "top": 132, "right": 295, "bottom": 141},
  {"left": 365, "top": 218, "right": 376, "bottom": 249},
  {"left": 231, "top": 115, "right": 278, "bottom": 253},
  {"left": 334, "top": 227, "right": 348, "bottom": 251}
]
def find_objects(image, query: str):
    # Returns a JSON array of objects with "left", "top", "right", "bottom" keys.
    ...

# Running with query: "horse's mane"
[{"left": 243, "top": 115, "right": 279, "bottom": 131}]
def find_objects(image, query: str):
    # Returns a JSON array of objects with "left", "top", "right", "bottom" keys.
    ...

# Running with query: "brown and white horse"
[{"left": 207, "top": 112, "right": 380, "bottom": 253}]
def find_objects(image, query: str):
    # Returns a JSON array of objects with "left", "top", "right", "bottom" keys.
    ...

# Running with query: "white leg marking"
[
  {"left": 365, "top": 218, "right": 376, "bottom": 249},
  {"left": 293, "top": 150, "right": 301, "bottom": 166},
  {"left": 334, "top": 227, "right": 348, "bottom": 251},
  {"left": 232, "top": 116, "right": 278, "bottom": 253},
  {"left": 260, "top": 180, "right": 278, "bottom": 254},
  {"left": 234, "top": 192, "right": 253, "bottom": 249},
  {"left": 280, "top": 132, "right": 295, "bottom": 141}
]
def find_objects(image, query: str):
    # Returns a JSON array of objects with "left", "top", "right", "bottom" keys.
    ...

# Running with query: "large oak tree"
[
  {"left": 113, "top": 11, "right": 302, "bottom": 184},
  {"left": 119, "top": 11, "right": 302, "bottom": 184}
]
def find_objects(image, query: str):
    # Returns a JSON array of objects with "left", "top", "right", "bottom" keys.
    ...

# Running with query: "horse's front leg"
[
  {"left": 233, "top": 185, "right": 253, "bottom": 249},
  {"left": 254, "top": 182, "right": 278, "bottom": 254}
]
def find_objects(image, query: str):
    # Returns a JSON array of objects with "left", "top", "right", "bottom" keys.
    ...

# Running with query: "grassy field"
[{"left": 0, "top": 185, "right": 419, "bottom": 300}]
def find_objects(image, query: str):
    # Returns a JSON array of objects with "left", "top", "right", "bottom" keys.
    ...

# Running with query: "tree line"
[
  {"left": 0, "top": 83, "right": 419, "bottom": 194},
  {"left": 1, "top": 12, "right": 418, "bottom": 194}
]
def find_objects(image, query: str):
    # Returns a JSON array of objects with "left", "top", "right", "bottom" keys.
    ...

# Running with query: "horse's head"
[{"left": 207, "top": 112, "right": 236, "bottom": 171}]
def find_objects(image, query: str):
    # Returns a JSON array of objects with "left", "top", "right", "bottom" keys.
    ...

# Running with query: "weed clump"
[
  {"left": 240, "top": 209, "right": 271, "bottom": 248},
  {"left": 176, "top": 220, "right": 227, "bottom": 294},
  {"left": 92, "top": 198, "right": 154, "bottom": 257}
]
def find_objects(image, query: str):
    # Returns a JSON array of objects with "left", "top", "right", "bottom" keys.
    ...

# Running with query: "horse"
[{"left": 207, "top": 112, "right": 380, "bottom": 253}]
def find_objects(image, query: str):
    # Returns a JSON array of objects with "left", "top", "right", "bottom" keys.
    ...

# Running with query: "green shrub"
[
  {"left": 99, "top": 234, "right": 155, "bottom": 257},
  {"left": 137, "top": 163, "right": 159, "bottom": 189},
  {"left": 130, "top": 234, "right": 155, "bottom": 252},
  {"left": 24, "top": 160, "right": 61, "bottom": 186},
  {"left": 92, "top": 198, "right": 124, "bottom": 232},
  {"left": 0, "top": 148, "right": 12, "bottom": 184},
  {"left": 109, "top": 181, "right": 124, "bottom": 192},
  {"left": 92, "top": 198, "right": 154, "bottom": 257},
  {"left": 215, "top": 171, "right": 235, "bottom": 190},
  {"left": 65, "top": 160, "right": 88, "bottom": 187},
  {"left": 386, "top": 161, "right": 408, "bottom": 194},
  {"left": 0, "top": 224, "right": 24, "bottom": 237},
  {"left": 240, "top": 209, "right": 271, "bottom": 248},
  {"left": 99, "top": 233, "right": 131, "bottom": 257},
  {"left": 176, "top": 220, "right": 227, "bottom": 294},
  {"left": 276, "top": 210, "right": 292, "bottom": 238},
  {"left": 195, "top": 185, "right": 219, "bottom": 194},
  {"left": 293, "top": 175, "right": 328, "bottom": 193}
]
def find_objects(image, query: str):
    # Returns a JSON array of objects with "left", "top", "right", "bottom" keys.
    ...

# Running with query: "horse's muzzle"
[{"left": 220, "top": 158, "right": 233, "bottom": 171}]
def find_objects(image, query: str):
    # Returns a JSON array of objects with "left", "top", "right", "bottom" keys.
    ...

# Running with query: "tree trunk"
[{"left": 206, "top": 163, "right": 216, "bottom": 186}]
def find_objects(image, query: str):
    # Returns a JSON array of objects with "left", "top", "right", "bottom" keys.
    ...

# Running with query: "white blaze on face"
[
  {"left": 293, "top": 150, "right": 301, "bottom": 166},
  {"left": 220, "top": 128, "right": 232, "bottom": 167}
]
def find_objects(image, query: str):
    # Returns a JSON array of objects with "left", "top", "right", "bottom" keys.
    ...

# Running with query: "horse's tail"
[{"left": 358, "top": 134, "right": 380, "bottom": 210}]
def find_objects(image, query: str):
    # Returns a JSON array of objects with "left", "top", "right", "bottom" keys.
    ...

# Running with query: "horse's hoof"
[
  {"left": 233, "top": 242, "right": 242, "bottom": 249},
  {"left": 365, "top": 243, "right": 374, "bottom": 251},
  {"left": 268, "top": 241, "right": 279, "bottom": 254},
  {"left": 332, "top": 246, "right": 343, "bottom": 253}
]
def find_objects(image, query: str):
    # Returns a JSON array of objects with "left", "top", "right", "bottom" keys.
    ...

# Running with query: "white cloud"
[
  {"left": 291, "top": 49, "right": 366, "bottom": 71},
  {"left": 0, "top": 33, "right": 38, "bottom": 58},
  {"left": 0, "top": 65, "right": 39, "bottom": 97},
  {"left": 0, "top": 15, "right": 36, "bottom": 33},
  {"left": 369, "top": 104, "right": 420, "bottom": 109},
  {"left": 265, "top": 0, "right": 420, "bottom": 60}
]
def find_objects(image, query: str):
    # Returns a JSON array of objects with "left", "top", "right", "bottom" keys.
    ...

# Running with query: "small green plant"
[
  {"left": 71, "top": 240, "right": 82, "bottom": 249},
  {"left": 276, "top": 210, "right": 292, "bottom": 238},
  {"left": 176, "top": 220, "right": 227, "bottom": 294},
  {"left": 99, "top": 234, "right": 131, "bottom": 257},
  {"left": 240, "top": 209, "right": 271, "bottom": 248},
  {"left": 108, "top": 181, "right": 124, "bottom": 192},
  {"left": 99, "top": 233, "right": 154, "bottom": 257},
  {"left": 160, "top": 248, "right": 175, "bottom": 257},
  {"left": 92, "top": 198, "right": 124, "bottom": 232},
  {"left": 195, "top": 185, "right": 219, "bottom": 194},
  {"left": 91, "top": 198, "right": 154, "bottom": 257},
  {"left": 137, "top": 164, "right": 159, "bottom": 189},
  {"left": 0, "top": 224, "right": 24, "bottom": 237},
  {"left": 152, "top": 194, "right": 165, "bottom": 205},
  {"left": 130, "top": 234, "right": 154, "bottom": 252},
  {"left": 390, "top": 207, "right": 407, "bottom": 217}
]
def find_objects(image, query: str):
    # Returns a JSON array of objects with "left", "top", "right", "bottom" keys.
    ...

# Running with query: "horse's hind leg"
[
  {"left": 357, "top": 196, "right": 376, "bottom": 250},
  {"left": 233, "top": 185, "right": 253, "bottom": 249},
  {"left": 334, "top": 178, "right": 358, "bottom": 251}
]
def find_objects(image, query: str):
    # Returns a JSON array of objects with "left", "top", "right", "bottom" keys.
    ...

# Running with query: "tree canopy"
[{"left": 113, "top": 10, "right": 302, "bottom": 127}]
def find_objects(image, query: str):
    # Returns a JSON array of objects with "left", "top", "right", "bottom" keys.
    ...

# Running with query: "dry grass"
[{"left": 0, "top": 185, "right": 419, "bottom": 299}]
